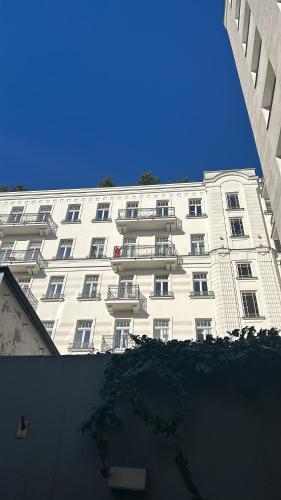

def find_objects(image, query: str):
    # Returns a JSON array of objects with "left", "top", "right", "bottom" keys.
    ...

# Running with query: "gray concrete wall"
[
  {"left": 0, "top": 277, "right": 51, "bottom": 355},
  {"left": 0, "top": 355, "right": 281, "bottom": 500}
]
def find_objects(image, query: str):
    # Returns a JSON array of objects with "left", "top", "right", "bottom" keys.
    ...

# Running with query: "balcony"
[
  {"left": 22, "top": 288, "right": 38, "bottom": 310},
  {"left": 116, "top": 207, "right": 177, "bottom": 233},
  {"left": 111, "top": 244, "right": 178, "bottom": 272},
  {"left": 0, "top": 251, "right": 48, "bottom": 274},
  {"left": 190, "top": 291, "right": 215, "bottom": 299},
  {"left": 105, "top": 285, "right": 143, "bottom": 313},
  {"left": 0, "top": 213, "right": 57, "bottom": 237},
  {"left": 101, "top": 335, "right": 135, "bottom": 353}
]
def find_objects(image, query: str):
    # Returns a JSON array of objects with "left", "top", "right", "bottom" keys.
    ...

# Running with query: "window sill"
[
  {"left": 185, "top": 214, "right": 208, "bottom": 219},
  {"left": 188, "top": 252, "right": 209, "bottom": 257},
  {"left": 230, "top": 235, "right": 249, "bottom": 239},
  {"left": 264, "top": 210, "right": 273, "bottom": 215},
  {"left": 52, "top": 257, "right": 74, "bottom": 261},
  {"left": 77, "top": 296, "right": 101, "bottom": 301},
  {"left": 242, "top": 316, "right": 265, "bottom": 320},
  {"left": 236, "top": 276, "right": 258, "bottom": 280},
  {"left": 41, "top": 297, "right": 65, "bottom": 302},
  {"left": 150, "top": 293, "right": 174, "bottom": 300},
  {"left": 190, "top": 292, "right": 215, "bottom": 299},
  {"left": 91, "top": 218, "right": 112, "bottom": 223},
  {"left": 68, "top": 346, "right": 94, "bottom": 352},
  {"left": 61, "top": 220, "right": 81, "bottom": 224},
  {"left": 86, "top": 255, "right": 107, "bottom": 260},
  {"left": 226, "top": 208, "right": 244, "bottom": 211}
]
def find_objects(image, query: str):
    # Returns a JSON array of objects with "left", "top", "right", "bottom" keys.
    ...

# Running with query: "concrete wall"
[
  {"left": 1, "top": 355, "right": 281, "bottom": 500},
  {"left": 0, "top": 276, "right": 51, "bottom": 355}
]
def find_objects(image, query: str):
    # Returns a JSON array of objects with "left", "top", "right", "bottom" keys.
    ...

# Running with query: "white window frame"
[
  {"left": 9, "top": 206, "right": 24, "bottom": 224},
  {"left": 189, "top": 199, "right": 202, "bottom": 217},
  {"left": 96, "top": 203, "right": 110, "bottom": 221},
  {"left": 90, "top": 238, "right": 105, "bottom": 258},
  {"left": 241, "top": 291, "right": 260, "bottom": 318},
  {"left": 153, "top": 319, "right": 170, "bottom": 342},
  {"left": 230, "top": 218, "right": 245, "bottom": 237},
  {"left": 226, "top": 193, "right": 240, "bottom": 209},
  {"left": 114, "top": 319, "right": 131, "bottom": 350},
  {"left": 38, "top": 205, "right": 52, "bottom": 222},
  {"left": 190, "top": 234, "right": 206, "bottom": 255},
  {"left": 0, "top": 241, "right": 15, "bottom": 260},
  {"left": 154, "top": 274, "right": 169, "bottom": 296},
  {"left": 73, "top": 320, "right": 93, "bottom": 349},
  {"left": 46, "top": 276, "right": 65, "bottom": 299},
  {"left": 126, "top": 201, "right": 139, "bottom": 219},
  {"left": 82, "top": 275, "right": 99, "bottom": 298},
  {"left": 42, "top": 320, "right": 55, "bottom": 338},
  {"left": 237, "top": 262, "right": 252, "bottom": 278},
  {"left": 65, "top": 204, "right": 81, "bottom": 222},
  {"left": 193, "top": 273, "right": 208, "bottom": 295},
  {"left": 195, "top": 319, "right": 212, "bottom": 341},
  {"left": 57, "top": 239, "right": 73, "bottom": 259},
  {"left": 156, "top": 199, "right": 169, "bottom": 217}
]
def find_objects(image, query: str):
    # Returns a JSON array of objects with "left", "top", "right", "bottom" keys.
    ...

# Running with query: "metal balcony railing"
[
  {"left": 107, "top": 284, "right": 141, "bottom": 300},
  {"left": 101, "top": 335, "right": 135, "bottom": 353},
  {"left": 0, "top": 213, "right": 57, "bottom": 233},
  {"left": 22, "top": 288, "right": 38, "bottom": 309},
  {"left": 0, "top": 250, "right": 48, "bottom": 269},
  {"left": 112, "top": 244, "right": 177, "bottom": 259},
  {"left": 190, "top": 291, "right": 215, "bottom": 298},
  {"left": 117, "top": 207, "right": 175, "bottom": 220}
]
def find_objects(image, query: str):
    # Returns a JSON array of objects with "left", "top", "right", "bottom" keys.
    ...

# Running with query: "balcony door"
[
  {"left": 123, "top": 237, "right": 136, "bottom": 257},
  {"left": 119, "top": 275, "right": 134, "bottom": 298},
  {"left": 25, "top": 241, "right": 41, "bottom": 260},
  {"left": 114, "top": 320, "right": 131, "bottom": 349},
  {"left": 8, "top": 207, "right": 24, "bottom": 224},
  {"left": 126, "top": 202, "right": 139, "bottom": 219},
  {"left": 156, "top": 200, "right": 169, "bottom": 217},
  {"left": 155, "top": 236, "right": 169, "bottom": 256},
  {"left": 0, "top": 242, "right": 14, "bottom": 261}
]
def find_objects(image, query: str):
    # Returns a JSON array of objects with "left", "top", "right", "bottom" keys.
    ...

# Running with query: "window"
[
  {"left": 18, "top": 277, "right": 31, "bottom": 293},
  {"left": 0, "top": 242, "right": 14, "bottom": 261},
  {"left": 123, "top": 237, "right": 136, "bottom": 257},
  {"left": 242, "top": 2, "right": 251, "bottom": 55},
  {"left": 230, "top": 218, "right": 245, "bottom": 236},
  {"left": 189, "top": 199, "right": 202, "bottom": 217},
  {"left": 156, "top": 200, "right": 169, "bottom": 217},
  {"left": 26, "top": 240, "right": 41, "bottom": 260},
  {"left": 191, "top": 234, "right": 206, "bottom": 255},
  {"left": 114, "top": 320, "right": 131, "bottom": 349},
  {"left": 126, "top": 202, "right": 139, "bottom": 219},
  {"left": 119, "top": 275, "right": 134, "bottom": 298},
  {"left": 196, "top": 319, "right": 212, "bottom": 341},
  {"left": 42, "top": 321, "right": 55, "bottom": 338},
  {"left": 237, "top": 262, "right": 252, "bottom": 278},
  {"left": 241, "top": 291, "right": 260, "bottom": 318},
  {"left": 89, "top": 238, "right": 105, "bottom": 258},
  {"left": 96, "top": 203, "right": 110, "bottom": 221},
  {"left": 264, "top": 199, "right": 273, "bottom": 213},
  {"left": 8, "top": 207, "right": 24, "bottom": 224},
  {"left": 234, "top": 0, "right": 241, "bottom": 27},
  {"left": 57, "top": 239, "right": 73, "bottom": 259},
  {"left": 154, "top": 274, "right": 169, "bottom": 296},
  {"left": 73, "top": 320, "right": 93, "bottom": 349},
  {"left": 155, "top": 236, "right": 169, "bottom": 256},
  {"left": 193, "top": 273, "right": 208, "bottom": 295},
  {"left": 227, "top": 193, "right": 240, "bottom": 209},
  {"left": 82, "top": 275, "right": 99, "bottom": 298},
  {"left": 38, "top": 205, "right": 52, "bottom": 222},
  {"left": 46, "top": 276, "right": 64, "bottom": 299},
  {"left": 251, "top": 28, "right": 262, "bottom": 87},
  {"left": 153, "top": 319, "right": 170, "bottom": 342},
  {"left": 65, "top": 204, "right": 81, "bottom": 222},
  {"left": 262, "top": 60, "right": 276, "bottom": 129}
]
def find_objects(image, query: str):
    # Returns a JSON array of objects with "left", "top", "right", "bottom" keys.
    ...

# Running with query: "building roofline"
[{"left": 0, "top": 267, "right": 60, "bottom": 356}]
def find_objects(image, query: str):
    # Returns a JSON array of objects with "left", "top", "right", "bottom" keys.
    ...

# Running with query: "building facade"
[
  {"left": 224, "top": 0, "right": 281, "bottom": 238},
  {"left": 0, "top": 168, "right": 280, "bottom": 354}
]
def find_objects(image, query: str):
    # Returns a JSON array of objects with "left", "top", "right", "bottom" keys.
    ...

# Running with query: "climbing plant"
[{"left": 81, "top": 327, "right": 281, "bottom": 498}]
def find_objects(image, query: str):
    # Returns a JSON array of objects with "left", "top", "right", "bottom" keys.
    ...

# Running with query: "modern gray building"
[{"left": 224, "top": 0, "right": 281, "bottom": 238}]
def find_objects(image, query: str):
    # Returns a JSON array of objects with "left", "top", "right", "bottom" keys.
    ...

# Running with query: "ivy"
[{"left": 81, "top": 327, "right": 281, "bottom": 499}]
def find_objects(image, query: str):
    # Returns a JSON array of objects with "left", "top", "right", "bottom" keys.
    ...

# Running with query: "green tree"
[
  {"left": 138, "top": 170, "right": 160, "bottom": 185},
  {"left": 12, "top": 185, "right": 28, "bottom": 191},
  {"left": 169, "top": 176, "right": 189, "bottom": 183},
  {"left": 97, "top": 177, "right": 116, "bottom": 188},
  {"left": 0, "top": 185, "right": 8, "bottom": 192}
]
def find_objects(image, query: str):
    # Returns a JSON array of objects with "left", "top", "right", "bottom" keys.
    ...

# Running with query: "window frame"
[
  {"left": 153, "top": 319, "right": 170, "bottom": 342},
  {"left": 237, "top": 262, "right": 252, "bottom": 278},
  {"left": 189, "top": 198, "right": 202, "bottom": 217},
  {"left": 226, "top": 192, "right": 240, "bottom": 210},
  {"left": 195, "top": 319, "right": 212, "bottom": 341},
  {"left": 230, "top": 218, "right": 245, "bottom": 237},
  {"left": 46, "top": 276, "right": 65, "bottom": 300},
  {"left": 65, "top": 204, "right": 81, "bottom": 223},
  {"left": 241, "top": 291, "right": 260, "bottom": 318},
  {"left": 190, "top": 234, "right": 206, "bottom": 255},
  {"left": 95, "top": 203, "right": 110, "bottom": 221},
  {"left": 89, "top": 238, "right": 106, "bottom": 259},
  {"left": 73, "top": 320, "right": 93, "bottom": 349},
  {"left": 56, "top": 239, "right": 73, "bottom": 260}
]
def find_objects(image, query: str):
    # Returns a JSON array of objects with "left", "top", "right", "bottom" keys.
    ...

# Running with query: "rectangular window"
[
  {"left": 262, "top": 60, "right": 276, "bottom": 129},
  {"left": 57, "top": 239, "right": 73, "bottom": 259},
  {"left": 154, "top": 274, "right": 169, "bottom": 296},
  {"left": 82, "top": 275, "right": 99, "bottom": 298},
  {"left": 0, "top": 241, "right": 14, "bottom": 261},
  {"left": 251, "top": 28, "right": 262, "bottom": 87},
  {"left": 230, "top": 218, "right": 245, "bottom": 236},
  {"left": 234, "top": 0, "right": 241, "bottom": 27},
  {"left": 26, "top": 240, "right": 42, "bottom": 260},
  {"left": 156, "top": 200, "right": 169, "bottom": 217},
  {"left": 193, "top": 273, "right": 208, "bottom": 295},
  {"left": 196, "top": 319, "right": 212, "bottom": 341},
  {"left": 114, "top": 320, "right": 131, "bottom": 349},
  {"left": 242, "top": 2, "right": 251, "bottom": 55},
  {"left": 96, "top": 203, "right": 110, "bottom": 221},
  {"left": 126, "top": 201, "right": 139, "bottom": 219},
  {"left": 227, "top": 193, "right": 240, "bottom": 209},
  {"left": 264, "top": 199, "right": 273, "bottom": 213},
  {"left": 8, "top": 207, "right": 24, "bottom": 224},
  {"left": 123, "top": 237, "right": 136, "bottom": 257},
  {"left": 73, "top": 320, "right": 93, "bottom": 349},
  {"left": 18, "top": 277, "right": 31, "bottom": 293},
  {"left": 38, "top": 205, "right": 52, "bottom": 222},
  {"left": 90, "top": 238, "right": 105, "bottom": 258},
  {"left": 46, "top": 276, "right": 64, "bottom": 299},
  {"left": 153, "top": 319, "right": 170, "bottom": 342},
  {"left": 191, "top": 234, "right": 206, "bottom": 255},
  {"left": 155, "top": 236, "right": 169, "bottom": 256},
  {"left": 119, "top": 275, "right": 134, "bottom": 298},
  {"left": 237, "top": 262, "right": 252, "bottom": 278},
  {"left": 42, "top": 321, "right": 55, "bottom": 338},
  {"left": 241, "top": 291, "right": 260, "bottom": 318},
  {"left": 65, "top": 204, "right": 81, "bottom": 222},
  {"left": 189, "top": 199, "right": 202, "bottom": 217}
]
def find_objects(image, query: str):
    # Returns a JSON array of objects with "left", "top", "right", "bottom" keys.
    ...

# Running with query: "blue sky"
[{"left": 0, "top": 0, "right": 261, "bottom": 190}]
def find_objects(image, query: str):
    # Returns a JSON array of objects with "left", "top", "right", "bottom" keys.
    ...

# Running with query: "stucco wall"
[
  {"left": 0, "top": 355, "right": 281, "bottom": 500},
  {"left": 0, "top": 277, "right": 51, "bottom": 355}
]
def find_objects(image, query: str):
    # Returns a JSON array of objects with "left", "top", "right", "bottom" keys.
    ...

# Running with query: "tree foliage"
[
  {"left": 0, "top": 185, "right": 28, "bottom": 192},
  {"left": 82, "top": 327, "right": 281, "bottom": 498},
  {"left": 96, "top": 177, "right": 116, "bottom": 188},
  {"left": 138, "top": 170, "right": 160, "bottom": 185}
]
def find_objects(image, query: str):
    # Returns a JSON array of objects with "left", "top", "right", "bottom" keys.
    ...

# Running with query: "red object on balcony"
[{"left": 114, "top": 246, "right": 122, "bottom": 257}]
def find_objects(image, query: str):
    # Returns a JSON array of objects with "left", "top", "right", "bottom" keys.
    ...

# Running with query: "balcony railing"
[
  {"left": 112, "top": 244, "right": 177, "bottom": 259},
  {"left": 0, "top": 213, "right": 57, "bottom": 234},
  {"left": 22, "top": 288, "right": 38, "bottom": 309},
  {"left": 0, "top": 250, "right": 48, "bottom": 269},
  {"left": 190, "top": 291, "right": 215, "bottom": 298},
  {"left": 107, "top": 284, "right": 141, "bottom": 300},
  {"left": 117, "top": 207, "right": 175, "bottom": 220},
  {"left": 101, "top": 335, "right": 135, "bottom": 353}
]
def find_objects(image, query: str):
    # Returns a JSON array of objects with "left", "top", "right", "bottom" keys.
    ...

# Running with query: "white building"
[
  {"left": 0, "top": 168, "right": 280, "bottom": 354},
  {"left": 224, "top": 0, "right": 281, "bottom": 238}
]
